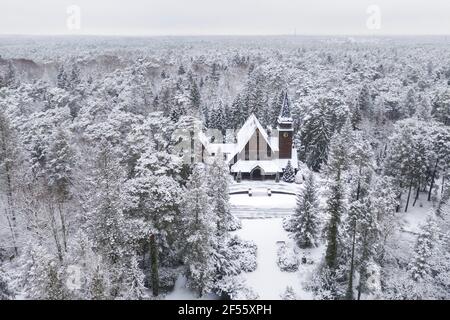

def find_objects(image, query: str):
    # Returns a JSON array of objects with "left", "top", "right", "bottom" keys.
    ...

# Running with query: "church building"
[{"left": 200, "top": 93, "right": 299, "bottom": 180}]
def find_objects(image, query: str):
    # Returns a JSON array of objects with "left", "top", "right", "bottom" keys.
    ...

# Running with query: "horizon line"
[{"left": 1, "top": 33, "right": 450, "bottom": 38}]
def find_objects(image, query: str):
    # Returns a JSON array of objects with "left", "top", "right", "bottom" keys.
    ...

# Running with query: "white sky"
[{"left": 1, "top": 0, "right": 450, "bottom": 36}]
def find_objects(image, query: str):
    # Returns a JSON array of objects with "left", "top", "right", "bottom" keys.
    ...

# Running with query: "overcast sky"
[{"left": 1, "top": 0, "right": 450, "bottom": 36}]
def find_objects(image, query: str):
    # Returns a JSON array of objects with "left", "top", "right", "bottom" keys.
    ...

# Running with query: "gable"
[{"left": 229, "top": 114, "right": 276, "bottom": 161}]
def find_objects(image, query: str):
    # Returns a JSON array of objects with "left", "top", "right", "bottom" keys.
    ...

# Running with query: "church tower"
[{"left": 277, "top": 92, "right": 293, "bottom": 159}]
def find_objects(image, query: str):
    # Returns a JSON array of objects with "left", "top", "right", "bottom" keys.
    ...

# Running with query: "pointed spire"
[{"left": 278, "top": 92, "right": 292, "bottom": 123}]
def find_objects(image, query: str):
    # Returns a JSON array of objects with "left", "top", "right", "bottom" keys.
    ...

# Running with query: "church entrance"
[{"left": 250, "top": 167, "right": 264, "bottom": 181}]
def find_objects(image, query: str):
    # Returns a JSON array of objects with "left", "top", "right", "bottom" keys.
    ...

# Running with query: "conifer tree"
[
  {"left": 181, "top": 164, "right": 217, "bottom": 296},
  {"left": 0, "top": 110, "right": 20, "bottom": 255},
  {"left": 432, "top": 89, "right": 450, "bottom": 126},
  {"left": 282, "top": 160, "right": 295, "bottom": 183},
  {"left": 207, "top": 155, "right": 240, "bottom": 233},
  {"left": 0, "top": 268, "right": 11, "bottom": 300},
  {"left": 301, "top": 99, "right": 332, "bottom": 171},
  {"left": 57, "top": 65, "right": 68, "bottom": 89},
  {"left": 324, "top": 178, "right": 345, "bottom": 270},
  {"left": 292, "top": 172, "right": 320, "bottom": 248},
  {"left": 410, "top": 215, "right": 438, "bottom": 281}
]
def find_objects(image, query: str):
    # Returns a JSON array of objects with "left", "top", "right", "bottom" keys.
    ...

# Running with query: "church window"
[{"left": 245, "top": 142, "right": 249, "bottom": 160}]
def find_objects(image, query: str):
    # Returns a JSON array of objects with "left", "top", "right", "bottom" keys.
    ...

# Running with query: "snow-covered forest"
[{"left": 0, "top": 36, "right": 449, "bottom": 300}]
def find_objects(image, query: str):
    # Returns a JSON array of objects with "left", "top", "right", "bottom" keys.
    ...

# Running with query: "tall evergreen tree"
[
  {"left": 292, "top": 172, "right": 320, "bottom": 248},
  {"left": 324, "top": 178, "right": 345, "bottom": 270},
  {"left": 0, "top": 268, "right": 11, "bottom": 300},
  {"left": 301, "top": 99, "right": 332, "bottom": 171},
  {"left": 181, "top": 164, "right": 217, "bottom": 296},
  {"left": 207, "top": 155, "right": 240, "bottom": 233},
  {"left": 432, "top": 89, "right": 450, "bottom": 126},
  {"left": 282, "top": 160, "right": 295, "bottom": 183},
  {"left": 409, "top": 215, "right": 439, "bottom": 281},
  {"left": 0, "top": 110, "right": 20, "bottom": 255}
]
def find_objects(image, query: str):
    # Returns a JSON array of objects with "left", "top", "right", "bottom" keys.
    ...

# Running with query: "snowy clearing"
[
  {"left": 233, "top": 218, "right": 323, "bottom": 300},
  {"left": 230, "top": 193, "right": 296, "bottom": 208}
]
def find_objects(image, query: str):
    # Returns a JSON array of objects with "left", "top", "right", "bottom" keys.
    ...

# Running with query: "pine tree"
[
  {"left": 88, "top": 266, "right": 110, "bottom": 300},
  {"left": 121, "top": 143, "right": 183, "bottom": 296},
  {"left": 70, "top": 64, "right": 81, "bottom": 89},
  {"left": 181, "top": 164, "right": 217, "bottom": 296},
  {"left": 46, "top": 128, "right": 74, "bottom": 251},
  {"left": 0, "top": 61, "right": 16, "bottom": 88},
  {"left": 189, "top": 80, "right": 201, "bottom": 112},
  {"left": 0, "top": 110, "right": 20, "bottom": 255},
  {"left": 282, "top": 160, "right": 295, "bottom": 183},
  {"left": 209, "top": 100, "right": 227, "bottom": 135},
  {"left": 432, "top": 89, "right": 450, "bottom": 126},
  {"left": 230, "top": 94, "right": 245, "bottom": 128},
  {"left": 301, "top": 99, "right": 332, "bottom": 171},
  {"left": 65, "top": 230, "right": 111, "bottom": 300},
  {"left": 404, "top": 88, "right": 417, "bottom": 117},
  {"left": 178, "top": 64, "right": 186, "bottom": 75},
  {"left": 280, "top": 286, "right": 297, "bottom": 300},
  {"left": 211, "top": 63, "right": 220, "bottom": 83},
  {"left": 344, "top": 199, "right": 378, "bottom": 300},
  {"left": 0, "top": 268, "right": 11, "bottom": 300},
  {"left": 356, "top": 84, "right": 372, "bottom": 114},
  {"left": 326, "top": 130, "right": 350, "bottom": 181},
  {"left": 292, "top": 172, "right": 319, "bottom": 248},
  {"left": 271, "top": 90, "right": 285, "bottom": 127},
  {"left": 19, "top": 242, "right": 68, "bottom": 300},
  {"left": 120, "top": 255, "right": 146, "bottom": 299},
  {"left": 207, "top": 155, "right": 240, "bottom": 233},
  {"left": 47, "top": 128, "right": 73, "bottom": 197},
  {"left": 384, "top": 119, "right": 430, "bottom": 212},
  {"left": 351, "top": 104, "right": 362, "bottom": 130},
  {"left": 84, "top": 140, "right": 144, "bottom": 298},
  {"left": 324, "top": 178, "right": 345, "bottom": 270},
  {"left": 57, "top": 65, "right": 68, "bottom": 89},
  {"left": 409, "top": 215, "right": 438, "bottom": 281}
]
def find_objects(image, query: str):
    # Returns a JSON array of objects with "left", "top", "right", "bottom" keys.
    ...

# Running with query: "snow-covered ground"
[
  {"left": 164, "top": 276, "right": 218, "bottom": 300},
  {"left": 400, "top": 196, "right": 433, "bottom": 234},
  {"left": 233, "top": 218, "right": 322, "bottom": 300},
  {"left": 164, "top": 192, "right": 432, "bottom": 300},
  {"left": 230, "top": 193, "right": 296, "bottom": 208}
]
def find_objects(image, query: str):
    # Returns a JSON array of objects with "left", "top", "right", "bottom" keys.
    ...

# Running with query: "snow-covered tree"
[
  {"left": 0, "top": 110, "right": 21, "bottom": 255},
  {"left": 300, "top": 99, "right": 332, "bottom": 171},
  {"left": 18, "top": 242, "right": 68, "bottom": 300},
  {"left": 0, "top": 268, "right": 12, "bottom": 300},
  {"left": 432, "top": 89, "right": 450, "bottom": 126},
  {"left": 324, "top": 178, "right": 345, "bottom": 270},
  {"left": 409, "top": 215, "right": 439, "bottom": 281},
  {"left": 291, "top": 172, "right": 320, "bottom": 248},
  {"left": 282, "top": 160, "right": 295, "bottom": 183},
  {"left": 207, "top": 154, "right": 240, "bottom": 232},
  {"left": 180, "top": 164, "right": 217, "bottom": 296}
]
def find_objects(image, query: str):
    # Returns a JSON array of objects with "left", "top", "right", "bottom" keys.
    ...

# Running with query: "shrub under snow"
[
  {"left": 215, "top": 275, "right": 259, "bottom": 300},
  {"left": 228, "top": 236, "right": 257, "bottom": 272},
  {"left": 282, "top": 216, "right": 295, "bottom": 232},
  {"left": 277, "top": 243, "right": 299, "bottom": 272}
]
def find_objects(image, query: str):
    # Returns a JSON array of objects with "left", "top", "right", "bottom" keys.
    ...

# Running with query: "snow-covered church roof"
[
  {"left": 234, "top": 113, "right": 278, "bottom": 154},
  {"left": 202, "top": 113, "right": 278, "bottom": 163}
]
